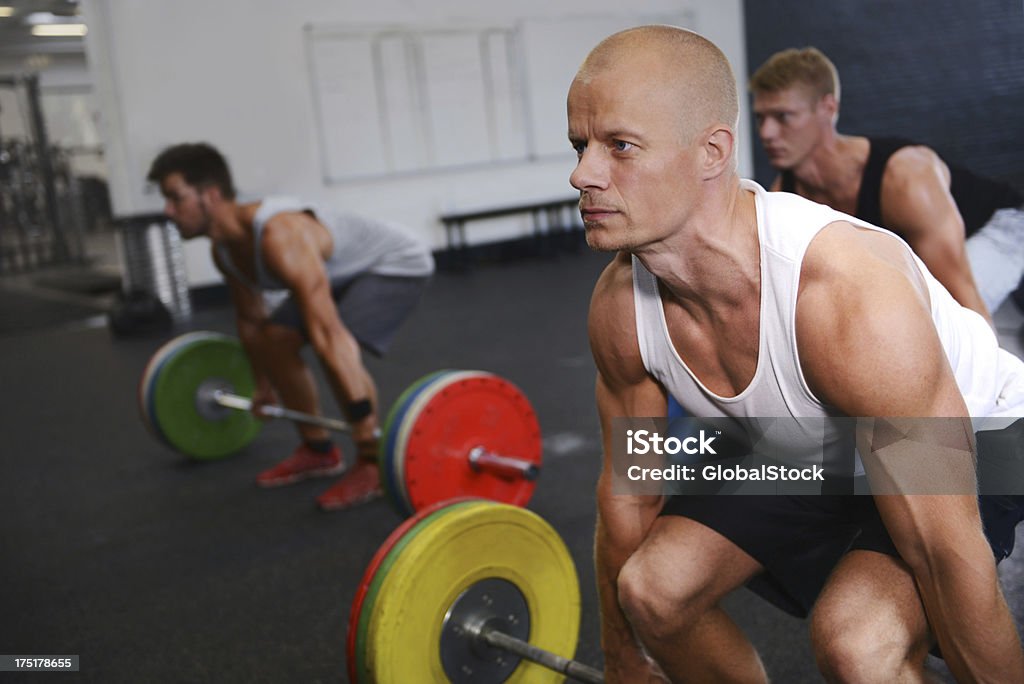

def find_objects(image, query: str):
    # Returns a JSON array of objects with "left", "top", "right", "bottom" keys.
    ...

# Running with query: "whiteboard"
[
  {"left": 307, "top": 33, "right": 389, "bottom": 179},
  {"left": 306, "top": 24, "right": 528, "bottom": 182},
  {"left": 305, "top": 12, "right": 696, "bottom": 183}
]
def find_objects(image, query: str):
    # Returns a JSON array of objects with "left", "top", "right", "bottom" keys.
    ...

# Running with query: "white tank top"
[{"left": 633, "top": 179, "right": 1024, "bottom": 472}]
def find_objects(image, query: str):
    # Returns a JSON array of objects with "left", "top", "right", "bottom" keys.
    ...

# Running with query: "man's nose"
[
  {"left": 758, "top": 117, "right": 778, "bottom": 141},
  {"left": 570, "top": 147, "right": 608, "bottom": 191}
]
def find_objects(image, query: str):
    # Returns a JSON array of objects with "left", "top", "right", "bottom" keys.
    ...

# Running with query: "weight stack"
[{"left": 110, "top": 213, "right": 192, "bottom": 334}]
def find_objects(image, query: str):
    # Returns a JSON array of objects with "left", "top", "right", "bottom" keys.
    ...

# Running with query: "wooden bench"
[{"left": 439, "top": 197, "right": 581, "bottom": 268}]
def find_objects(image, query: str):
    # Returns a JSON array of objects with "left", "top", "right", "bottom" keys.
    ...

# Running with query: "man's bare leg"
[
  {"left": 617, "top": 516, "right": 769, "bottom": 682},
  {"left": 811, "top": 550, "right": 934, "bottom": 683}
]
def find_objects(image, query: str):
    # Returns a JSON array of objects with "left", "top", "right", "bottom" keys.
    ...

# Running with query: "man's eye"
[
  {"left": 613, "top": 140, "right": 634, "bottom": 152},
  {"left": 571, "top": 142, "right": 586, "bottom": 155}
]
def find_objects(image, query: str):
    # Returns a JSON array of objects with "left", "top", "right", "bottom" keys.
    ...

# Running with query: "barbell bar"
[
  {"left": 139, "top": 332, "right": 544, "bottom": 516},
  {"left": 200, "top": 385, "right": 541, "bottom": 482},
  {"left": 469, "top": 620, "right": 604, "bottom": 683},
  {"left": 203, "top": 385, "right": 357, "bottom": 434}
]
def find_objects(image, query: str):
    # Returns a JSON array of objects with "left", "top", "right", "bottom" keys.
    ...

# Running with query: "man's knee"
[
  {"left": 811, "top": 605, "right": 927, "bottom": 682},
  {"left": 617, "top": 553, "right": 704, "bottom": 641}
]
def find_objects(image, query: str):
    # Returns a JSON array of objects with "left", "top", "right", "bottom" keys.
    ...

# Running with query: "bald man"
[{"left": 571, "top": 25, "right": 1024, "bottom": 682}]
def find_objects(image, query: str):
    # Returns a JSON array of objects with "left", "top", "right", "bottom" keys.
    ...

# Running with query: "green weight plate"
[
  {"left": 146, "top": 333, "right": 236, "bottom": 449},
  {"left": 150, "top": 334, "right": 262, "bottom": 459},
  {"left": 139, "top": 331, "right": 223, "bottom": 444}
]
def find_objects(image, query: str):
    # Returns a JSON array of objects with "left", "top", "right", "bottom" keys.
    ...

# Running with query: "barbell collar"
[{"left": 468, "top": 446, "right": 541, "bottom": 481}]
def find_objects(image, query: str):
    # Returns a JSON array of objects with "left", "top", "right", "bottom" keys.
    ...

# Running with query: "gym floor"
[{"left": 3, "top": 241, "right": 1024, "bottom": 683}]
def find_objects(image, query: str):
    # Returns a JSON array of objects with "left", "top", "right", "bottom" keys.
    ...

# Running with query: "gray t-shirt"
[{"left": 217, "top": 196, "right": 434, "bottom": 296}]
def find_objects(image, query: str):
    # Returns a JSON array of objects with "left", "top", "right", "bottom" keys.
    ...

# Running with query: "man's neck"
[
  {"left": 636, "top": 177, "right": 759, "bottom": 310},
  {"left": 787, "top": 134, "right": 868, "bottom": 212},
  {"left": 208, "top": 200, "right": 252, "bottom": 245}
]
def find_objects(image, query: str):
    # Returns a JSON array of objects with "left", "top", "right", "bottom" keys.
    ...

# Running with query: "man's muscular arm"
[
  {"left": 212, "top": 248, "right": 277, "bottom": 413},
  {"left": 881, "top": 146, "right": 992, "bottom": 324},
  {"left": 797, "top": 222, "right": 1023, "bottom": 682},
  {"left": 589, "top": 254, "right": 670, "bottom": 683},
  {"left": 260, "top": 215, "right": 377, "bottom": 440}
]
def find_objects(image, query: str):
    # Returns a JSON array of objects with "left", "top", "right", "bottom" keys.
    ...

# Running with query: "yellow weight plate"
[
  {"left": 350, "top": 498, "right": 481, "bottom": 683},
  {"left": 365, "top": 501, "right": 581, "bottom": 683}
]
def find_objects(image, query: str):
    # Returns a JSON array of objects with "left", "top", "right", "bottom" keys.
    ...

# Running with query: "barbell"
[
  {"left": 348, "top": 498, "right": 604, "bottom": 683},
  {"left": 138, "top": 332, "right": 543, "bottom": 516}
]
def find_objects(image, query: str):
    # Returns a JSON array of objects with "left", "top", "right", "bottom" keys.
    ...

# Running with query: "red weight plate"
[
  {"left": 380, "top": 370, "right": 459, "bottom": 516},
  {"left": 402, "top": 374, "right": 543, "bottom": 513},
  {"left": 392, "top": 371, "right": 490, "bottom": 516}
]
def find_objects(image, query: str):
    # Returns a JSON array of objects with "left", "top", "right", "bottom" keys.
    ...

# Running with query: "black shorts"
[
  {"left": 660, "top": 492, "right": 1024, "bottom": 619},
  {"left": 269, "top": 273, "right": 429, "bottom": 357}
]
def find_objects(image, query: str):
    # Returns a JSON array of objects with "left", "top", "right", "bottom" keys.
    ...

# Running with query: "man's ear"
[
  {"left": 819, "top": 93, "right": 839, "bottom": 124},
  {"left": 702, "top": 125, "right": 736, "bottom": 179},
  {"left": 199, "top": 183, "right": 223, "bottom": 206}
]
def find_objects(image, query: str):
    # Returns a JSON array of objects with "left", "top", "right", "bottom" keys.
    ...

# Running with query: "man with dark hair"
[
  {"left": 147, "top": 142, "right": 434, "bottom": 510},
  {"left": 572, "top": 26, "right": 1024, "bottom": 682},
  {"left": 147, "top": 143, "right": 238, "bottom": 201},
  {"left": 750, "top": 47, "right": 1024, "bottom": 324}
]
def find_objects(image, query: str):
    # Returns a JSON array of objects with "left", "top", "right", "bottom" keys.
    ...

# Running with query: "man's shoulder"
[
  {"left": 591, "top": 252, "right": 634, "bottom": 304},
  {"left": 801, "top": 220, "right": 876, "bottom": 273},
  {"left": 879, "top": 145, "right": 955, "bottom": 227},
  {"left": 589, "top": 252, "right": 647, "bottom": 379},
  {"left": 883, "top": 144, "right": 945, "bottom": 184},
  {"left": 800, "top": 220, "right": 927, "bottom": 316},
  {"left": 258, "top": 199, "right": 323, "bottom": 241},
  {"left": 254, "top": 196, "right": 314, "bottom": 229},
  {"left": 597, "top": 251, "right": 632, "bottom": 281},
  {"left": 590, "top": 253, "right": 636, "bottom": 321}
]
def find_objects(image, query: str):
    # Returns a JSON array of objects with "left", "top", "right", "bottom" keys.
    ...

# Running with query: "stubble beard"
[{"left": 585, "top": 223, "right": 638, "bottom": 254}]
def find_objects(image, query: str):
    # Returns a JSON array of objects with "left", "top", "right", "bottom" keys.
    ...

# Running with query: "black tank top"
[{"left": 779, "top": 137, "right": 1022, "bottom": 238}]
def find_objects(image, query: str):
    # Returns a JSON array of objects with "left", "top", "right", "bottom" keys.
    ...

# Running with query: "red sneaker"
[
  {"left": 256, "top": 444, "right": 346, "bottom": 488},
  {"left": 315, "top": 460, "right": 383, "bottom": 511}
]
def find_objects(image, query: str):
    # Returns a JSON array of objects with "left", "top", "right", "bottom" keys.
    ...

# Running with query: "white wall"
[{"left": 81, "top": 0, "right": 750, "bottom": 287}]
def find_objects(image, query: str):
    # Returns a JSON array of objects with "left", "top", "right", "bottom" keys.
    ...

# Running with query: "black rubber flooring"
[
  {"left": 2, "top": 247, "right": 1022, "bottom": 682},
  {"left": 0, "top": 288, "right": 107, "bottom": 335}
]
